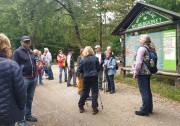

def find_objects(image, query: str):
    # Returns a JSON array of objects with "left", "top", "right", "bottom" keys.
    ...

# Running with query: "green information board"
[
  {"left": 128, "top": 9, "right": 171, "bottom": 30},
  {"left": 125, "top": 29, "right": 176, "bottom": 71}
]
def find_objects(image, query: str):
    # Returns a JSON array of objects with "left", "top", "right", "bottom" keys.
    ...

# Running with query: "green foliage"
[
  {"left": 0, "top": 0, "right": 135, "bottom": 57},
  {"left": 145, "top": 0, "right": 180, "bottom": 13}
]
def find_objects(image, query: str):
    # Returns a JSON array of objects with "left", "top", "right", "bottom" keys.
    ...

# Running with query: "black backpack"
[{"left": 144, "top": 46, "right": 158, "bottom": 74}]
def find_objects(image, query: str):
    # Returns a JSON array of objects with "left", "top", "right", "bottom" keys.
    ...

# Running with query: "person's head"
[
  {"left": 58, "top": 50, "right": 63, "bottom": 54},
  {"left": 83, "top": 46, "right": 94, "bottom": 57},
  {"left": 44, "top": 48, "right": 49, "bottom": 54},
  {"left": 106, "top": 46, "right": 112, "bottom": 53},
  {"left": 20, "top": 35, "right": 31, "bottom": 49},
  {"left": 0, "top": 33, "right": 12, "bottom": 58},
  {"left": 95, "top": 45, "right": 101, "bottom": 53},
  {"left": 38, "top": 51, "right": 42, "bottom": 56},
  {"left": 139, "top": 35, "right": 151, "bottom": 46},
  {"left": 33, "top": 49, "right": 39, "bottom": 56},
  {"left": 106, "top": 51, "right": 112, "bottom": 59}
]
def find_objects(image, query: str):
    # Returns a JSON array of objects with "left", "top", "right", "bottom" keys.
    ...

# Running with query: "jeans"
[
  {"left": 98, "top": 70, "right": 103, "bottom": 89},
  {"left": 44, "top": 65, "right": 54, "bottom": 79},
  {"left": 1, "top": 124, "right": 15, "bottom": 126},
  {"left": 67, "top": 68, "right": 76, "bottom": 85},
  {"left": 78, "top": 76, "right": 98, "bottom": 108},
  {"left": 106, "top": 74, "right": 115, "bottom": 92},
  {"left": 137, "top": 75, "right": 153, "bottom": 113},
  {"left": 59, "top": 66, "right": 67, "bottom": 82},
  {"left": 24, "top": 77, "right": 37, "bottom": 117}
]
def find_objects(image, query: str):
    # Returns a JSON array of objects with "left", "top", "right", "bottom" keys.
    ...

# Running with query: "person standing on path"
[
  {"left": 0, "top": 33, "right": 26, "bottom": 126},
  {"left": 104, "top": 52, "right": 116, "bottom": 94},
  {"left": 77, "top": 46, "right": 100, "bottom": 115},
  {"left": 95, "top": 45, "right": 105, "bottom": 90},
  {"left": 67, "top": 49, "right": 76, "bottom": 87},
  {"left": 76, "top": 48, "right": 84, "bottom": 95},
  {"left": 133, "top": 35, "right": 154, "bottom": 116},
  {"left": 13, "top": 35, "right": 38, "bottom": 125},
  {"left": 57, "top": 50, "right": 67, "bottom": 83},
  {"left": 43, "top": 48, "right": 54, "bottom": 80}
]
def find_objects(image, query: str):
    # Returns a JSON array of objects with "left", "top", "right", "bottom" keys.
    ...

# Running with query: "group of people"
[{"left": 0, "top": 32, "right": 156, "bottom": 126}]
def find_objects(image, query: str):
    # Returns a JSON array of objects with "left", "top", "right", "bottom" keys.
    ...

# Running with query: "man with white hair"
[
  {"left": 95, "top": 45, "right": 105, "bottom": 90},
  {"left": 43, "top": 48, "right": 54, "bottom": 80}
]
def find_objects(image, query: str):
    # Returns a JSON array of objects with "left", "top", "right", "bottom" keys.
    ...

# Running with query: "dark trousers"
[
  {"left": 98, "top": 69, "right": 103, "bottom": 89},
  {"left": 137, "top": 75, "right": 153, "bottom": 113},
  {"left": 24, "top": 77, "right": 37, "bottom": 117},
  {"left": 67, "top": 68, "right": 76, "bottom": 85},
  {"left": 106, "top": 74, "right": 115, "bottom": 92},
  {"left": 78, "top": 76, "right": 99, "bottom": 108}
]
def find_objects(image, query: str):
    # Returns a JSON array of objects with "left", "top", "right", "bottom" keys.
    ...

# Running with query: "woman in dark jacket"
[
  {"left": 0, "top": 33, "right": 26, "bottom": 126},
  {"left": 77, "top": 46, "right": 100, "bottom": 115}
]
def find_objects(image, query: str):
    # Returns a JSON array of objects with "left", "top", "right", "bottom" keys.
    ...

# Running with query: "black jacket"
[
  {"left": 0, "top": 55, "right": 26, "bottom": 125},
  {"left": 13, "top": 46, "right": 36, "bottom": 79},
  {"left": 77, "top": 56, "right": 100, "bottom": 78}
]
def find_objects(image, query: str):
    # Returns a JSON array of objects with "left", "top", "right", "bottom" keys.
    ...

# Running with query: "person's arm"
[
  {"left": 76, "top": 60, "right": 83, "bottom": 76},
  {"left": 13, "top": 51, "right": 21, "bottom": 65},
  {"left": 134, "top": 47, "right": 146, "bottom": 75},
  {"left": 12, "top": 62, "right": 26, "bottom": 110}
]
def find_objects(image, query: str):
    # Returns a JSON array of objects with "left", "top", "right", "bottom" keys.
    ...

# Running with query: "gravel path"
[{"left": 29, "top": 65, "right": 180, "bottom": 126}]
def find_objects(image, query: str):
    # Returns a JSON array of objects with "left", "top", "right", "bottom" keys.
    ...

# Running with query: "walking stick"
[{"left": 98, "top": 91, "right": 104, "bottom": 110}]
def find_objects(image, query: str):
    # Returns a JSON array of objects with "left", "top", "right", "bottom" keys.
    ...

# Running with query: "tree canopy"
[{"left": 0, "top": 0, "right": 179, "bottom": 57}]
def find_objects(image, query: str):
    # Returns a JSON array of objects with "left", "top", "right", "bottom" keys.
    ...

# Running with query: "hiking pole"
[{"left": 98, "top": 91, "right": 104, "bottom": 110}]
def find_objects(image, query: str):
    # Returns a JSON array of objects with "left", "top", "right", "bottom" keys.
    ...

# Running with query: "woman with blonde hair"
[
  {"left": 77, "top": 46, "right": 100, "bottom": 115},
  {"left": 0, "top": 33, "right": 26, "bottom": 126}
]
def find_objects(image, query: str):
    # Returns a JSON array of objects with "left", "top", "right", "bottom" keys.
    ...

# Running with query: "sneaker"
[
  {"left": 26, "top": 115, "right": 38, "bottom": 122},
  {"left": 92, "top": 108, "right": 99, "bottom": 115},
  {"left": 135, "top": 111, "right": 149, "bottom": 116},
  {"left": 79, "top": 106, "right": 85, "bottom": 113}
]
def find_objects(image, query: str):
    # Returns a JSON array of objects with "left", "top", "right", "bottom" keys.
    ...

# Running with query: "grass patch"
[{"left": 115, "top": 74, "right": 180, "bottom": 102}]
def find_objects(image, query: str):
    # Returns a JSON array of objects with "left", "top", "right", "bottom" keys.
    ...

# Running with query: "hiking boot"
[
  {"left": 92, "top": 108, "right": 99, "bottom": 115},
  {"left": 26, "top": 115, "right": 38, "bottom": 122},
  {"left": 135, "top": 111, "right": 149, "bottom": 116},
  {"left": 79, "top": 106, "right": 85, "bottom": 113}
]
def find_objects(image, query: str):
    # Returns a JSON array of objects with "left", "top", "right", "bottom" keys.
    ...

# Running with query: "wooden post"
[
  {"left": 121, "top": 34, "right": 126, "bottom": 76},
  {"left": 175, "top": 22, "right": 180, "bottom": 87},
  {"left": 177, "top": 22, "right": 180, "bottom": 73}
]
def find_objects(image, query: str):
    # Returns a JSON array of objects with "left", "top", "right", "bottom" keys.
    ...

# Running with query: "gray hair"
[{"left": 140, "top": 34, "right": 151, "bottom": 45}]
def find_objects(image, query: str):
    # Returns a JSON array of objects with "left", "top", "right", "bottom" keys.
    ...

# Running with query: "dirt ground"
[{"left": 29, "top": 65, "right": 180, "bottom": 126}]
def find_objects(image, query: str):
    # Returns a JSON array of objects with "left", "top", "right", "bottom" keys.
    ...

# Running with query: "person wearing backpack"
[
  {"left": 133, "top": 35, "right": 157, "bottom": 116},
  {"left": 104, "top": 52, "right": 116, "bottom": 94}
]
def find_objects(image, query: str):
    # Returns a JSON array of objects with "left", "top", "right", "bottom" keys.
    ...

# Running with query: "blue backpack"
[{"left": 144, "top": 46, "right": 158, "bottom": 74}]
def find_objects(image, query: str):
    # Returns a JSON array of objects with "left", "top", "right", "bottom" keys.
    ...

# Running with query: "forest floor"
[{"left": 28, "top": 65, "right": 180, "bottom": 126}]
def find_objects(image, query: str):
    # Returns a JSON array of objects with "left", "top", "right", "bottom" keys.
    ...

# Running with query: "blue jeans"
[
  {"left": 44, "top": 65, "right": 54, "bottom": 79},
  {"left": 106, "top": 74, "right": 115, "bottom": 92},
  {"left": 78, "top": 76, "right": 98, "bottom": 108},
  {"left": 137, "top": 75, "right": 153, "bottom": 113},
  {"left": 24, "top": 77, "right": 37, "bottom": 117},
  {"left": 59, "top": 66, "right": 67, "bottom": 82}
]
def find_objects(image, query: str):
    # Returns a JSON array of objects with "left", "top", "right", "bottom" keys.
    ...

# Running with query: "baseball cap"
[
  {"left": 95, "top": 45, "right": 101, "bottom": 49},
  {"left": 21, "top": 35, "right": 31, "bottom": 42}
]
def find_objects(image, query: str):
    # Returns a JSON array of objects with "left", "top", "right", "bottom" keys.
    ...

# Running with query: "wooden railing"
[{"left": 120, "top": 67, "right": 180, "bottom": 77}]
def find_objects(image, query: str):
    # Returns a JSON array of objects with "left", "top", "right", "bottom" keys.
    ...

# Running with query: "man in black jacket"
[
  {"left": 67, "top": 50, "right": 76, "bottom": 87},
  {"left": 13, "top": 36, "right": 38, "bottom": 124}
]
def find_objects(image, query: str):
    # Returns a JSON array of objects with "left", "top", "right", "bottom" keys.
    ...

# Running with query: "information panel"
[{"left": 125, "top": 29, "right": 176, "bottom": 71}]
